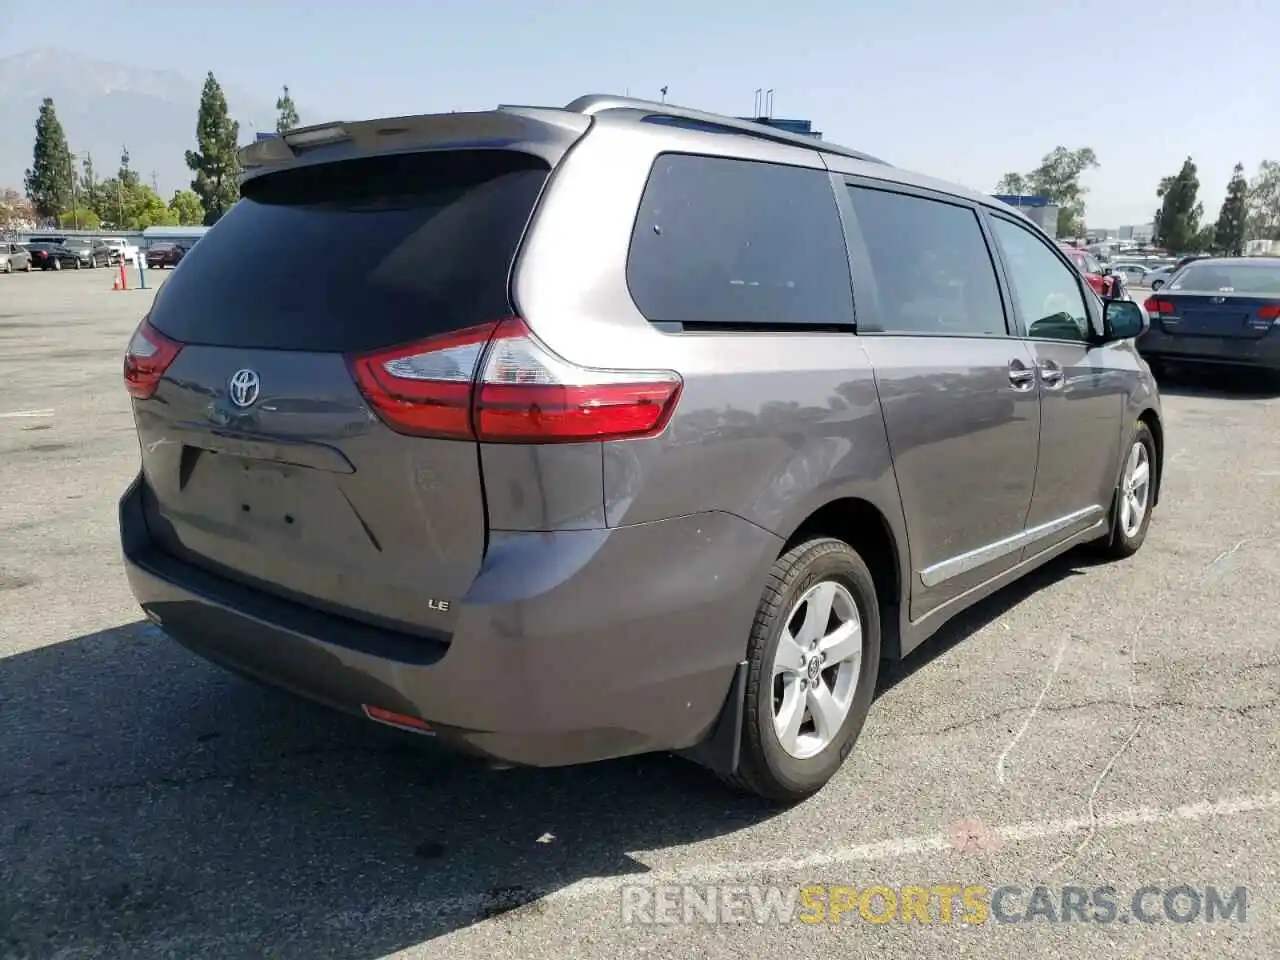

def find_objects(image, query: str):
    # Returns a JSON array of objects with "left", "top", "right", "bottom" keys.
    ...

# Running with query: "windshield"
[{"left": 1169, "top": 262, "right": 1280, "bottom": 295}]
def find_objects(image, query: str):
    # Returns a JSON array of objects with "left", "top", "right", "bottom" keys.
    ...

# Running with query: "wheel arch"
[
  {"left": 778, "top": 495, "right": 907, "bottom": 659},
  {"left": 1136, "top": 406, "right": 1164, "bottom": 507}
]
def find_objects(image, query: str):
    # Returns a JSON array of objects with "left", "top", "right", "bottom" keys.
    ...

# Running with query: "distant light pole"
[{"left": 660, "top": 85, "right": 668, "bottom": 103}]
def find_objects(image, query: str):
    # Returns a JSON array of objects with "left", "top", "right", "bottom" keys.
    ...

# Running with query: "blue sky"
[{"left": 2, "top": 0, "right": 1272, "bottom": 227}]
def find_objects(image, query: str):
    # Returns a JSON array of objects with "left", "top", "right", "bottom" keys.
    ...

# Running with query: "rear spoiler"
[{"left": 237, "top": 108, "right": 592, "bottom": 182}]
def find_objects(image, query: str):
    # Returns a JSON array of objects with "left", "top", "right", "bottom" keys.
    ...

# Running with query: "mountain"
[{"left": 0, "top": 49, "right": 276, "bottom": 201}]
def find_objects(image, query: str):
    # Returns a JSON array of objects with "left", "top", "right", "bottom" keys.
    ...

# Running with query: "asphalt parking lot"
[{"left": 2, "top": 268, "right": 1278, "bottom": 959}]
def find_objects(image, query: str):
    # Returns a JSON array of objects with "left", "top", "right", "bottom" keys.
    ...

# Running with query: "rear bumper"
[
  {"left": 1137, "top": 327, "right": 1280, "bottom": 370},
  {"left": 120, "top": 473, "right": 778, "bottom": 767}
]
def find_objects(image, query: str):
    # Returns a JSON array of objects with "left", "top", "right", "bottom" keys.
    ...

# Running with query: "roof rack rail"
[{"left": 561, "top": 94, "right": 888, "bottom": 166}]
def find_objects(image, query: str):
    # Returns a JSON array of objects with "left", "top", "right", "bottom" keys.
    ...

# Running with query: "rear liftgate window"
[
  {"left": 146, "top": 150, "right": 550, "bottom": 354},
  {"left": 626, "top": 153, "right": 856, "bottom": 332}
]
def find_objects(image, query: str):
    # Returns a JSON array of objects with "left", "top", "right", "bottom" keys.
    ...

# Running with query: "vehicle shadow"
[
  {"left": 3, "top": 552, "right": 1098, "bottom": 958},
  {"left": 876, "top": 547, "right": 1095, "bottom": 696},
  {"left": 0, "top": 622, "right": 783, "bottom": 958},
  {"left": 1151, "top": 364, "right": 1280, "bottom": 400}
]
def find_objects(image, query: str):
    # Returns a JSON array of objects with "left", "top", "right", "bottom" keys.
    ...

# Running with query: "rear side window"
[
  {"left": 148, "top": 150, "right": 549, "bottom": 353},
  {"left": 848, "top": 186, "right": 1007, "bottom": 336},
  {"left": 626, "top": 154, "right": 854, "bottom": 331}
]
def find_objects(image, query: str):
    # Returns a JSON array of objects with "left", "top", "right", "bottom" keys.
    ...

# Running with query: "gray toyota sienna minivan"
[{"left": 119, "top": 95, "right": 1163, "bottom": 802}]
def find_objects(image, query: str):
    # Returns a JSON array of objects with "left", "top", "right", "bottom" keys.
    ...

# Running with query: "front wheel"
[
  {"left": 726, "top": 537, "right": 881, "bottom": 803},
  {"left": 1095, "top": 422, "right": 1156, "bottom": 560},
  {"left": 1150, "top": 279, "right": 1164, "bottom": 291}
]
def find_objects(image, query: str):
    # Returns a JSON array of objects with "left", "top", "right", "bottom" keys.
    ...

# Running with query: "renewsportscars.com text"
[{"left": 620, "top": 883, "right": 1248, "bottom": 926}]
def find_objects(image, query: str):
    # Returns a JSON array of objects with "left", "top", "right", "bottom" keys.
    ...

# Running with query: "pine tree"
[
  {"left": 185, "top": 72, "right": 242, "bottom": 225},
  {"left": 1213, "top": 162, "right": 1248, "bottom": 256},
  {"left": 1154, "top": 157, "right": 1204, "bottom": 253},
  {"left": 23, "top": 98, "right": 73, "bottom": 220},
  {"left": 275, "top": 84, "right": 300, "bottom": 134},
  {"left": 79, "top": 152, "right": 98, "bottom": 215}
]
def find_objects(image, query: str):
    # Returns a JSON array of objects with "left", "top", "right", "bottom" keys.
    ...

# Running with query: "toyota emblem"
[{"left": 228, "top": 369, "right": 261, "bottom": 408}]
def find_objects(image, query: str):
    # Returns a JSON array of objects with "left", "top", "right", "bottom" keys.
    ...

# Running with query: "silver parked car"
[
  {"left": 0, "top": 241, "right": 31, "bottom": 272},
  {"left": 119, "top": 95, "right": 1164, "bottom": 802}
]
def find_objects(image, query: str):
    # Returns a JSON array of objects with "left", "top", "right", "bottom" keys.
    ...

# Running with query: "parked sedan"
[
  {"left": 144, "top": 242, "right": 189, "bottom": 269},
  {"left": 1139, "top": 258, "right": 1280, "bottom": 375},
  {"left": 1146, "top": 266, "right": 1178, "bottom": 291},
  {"left": 0, "top": 242, "right": 32, "bottom": 273},
  {"left": 1109, "top": 262, "right": 1151, "bottom": 285},
  {"left": 25, "top": 241, "right": 84, "bottom": 270},
  {"left": 62, "top": 238, "right": 118, "bottom": 268}
]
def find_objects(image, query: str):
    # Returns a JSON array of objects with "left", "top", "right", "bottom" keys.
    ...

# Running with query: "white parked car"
[
  {"left": 1145, "top": 266, "right": 1178, "bottom": 290},
  {"left": 100, "top": 238, "right": 139, "bottom": 264},
  {"left": 1109, "top": 262, "right": 1151, "bottom": 283}
]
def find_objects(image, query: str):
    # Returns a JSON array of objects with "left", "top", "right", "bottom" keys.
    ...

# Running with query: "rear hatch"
[
  {"left": 128, "top": 121, "right": 580, "bottom": 635},
  {"left": 1148, "top": 261, "right": 1280, "bottom": 340}
]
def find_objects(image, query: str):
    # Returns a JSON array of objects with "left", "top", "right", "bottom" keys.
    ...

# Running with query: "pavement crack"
[
  {"left": 1200, "top": 536, "right": 1261, "bottom": 579},
  {"left": 996, "top": 633, "right": 1073, "bottom": 786},
  {"left": 921, "top": 695, "right": 1274, "bottom": 738}
]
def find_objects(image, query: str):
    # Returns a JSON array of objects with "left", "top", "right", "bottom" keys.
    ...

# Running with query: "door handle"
[
  {"left": 1038, "top": 361, "right": 1064, "bottom": 388},
  {"left": 1007, "top": 360, "right": 1035, "bottom": 390}
]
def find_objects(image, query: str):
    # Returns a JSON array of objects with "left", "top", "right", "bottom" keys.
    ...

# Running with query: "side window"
[
  {"left": 989, "top": 217, "right": 1090, "bottom": 342},
  {"left": 626, "top": 154, "right": 854, "bottom": 330},
  {"left": 846, "top": 186, "right": 1007, "bottom": 336}
]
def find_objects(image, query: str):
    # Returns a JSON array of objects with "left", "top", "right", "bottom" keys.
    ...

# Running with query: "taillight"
[
  {"left": 123, "top": 317, "right": 183, "bottom": 399},
  {"left": 348, "top": 323, "right": 493, "bottom": 439},
  {"left": 1144, "top": 298, "right": 1174, "bottom": 317},
  {"left": 1258, "top": 304, "right": 1280, "bottom": 322},
  {"left": 349, "top": 317, "right": 683, "bottom": 444},
  {"left": 474, "top": 318, "right": 682, "bottom": 443}
]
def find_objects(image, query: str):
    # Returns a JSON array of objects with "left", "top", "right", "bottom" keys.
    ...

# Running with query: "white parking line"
[
  {"left": 316, "top": 790, "right": 1280, "bottom": 928},
  {"left": 0, "top": 408, "right": 54, "bottom": 419}
]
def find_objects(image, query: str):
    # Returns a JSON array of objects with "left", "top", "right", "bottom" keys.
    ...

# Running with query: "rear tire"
[
  {"left": 1095, "top": 422, "right": 1156, "bottom": 560},
  {"left": 3, "top": 261, "right": 10, "bottom": 274},
  {"left": 725, "top": 537, "right": 881, "bottom": 804}
]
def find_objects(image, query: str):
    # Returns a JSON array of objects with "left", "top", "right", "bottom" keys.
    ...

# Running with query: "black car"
[{"left": 25, "top": 242, "right": 84, "bottom": 271}]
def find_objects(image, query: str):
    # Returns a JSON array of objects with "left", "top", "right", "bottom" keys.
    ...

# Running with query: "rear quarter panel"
[{"left": 509, "top": 119, "right": 906, "bottom": 543}]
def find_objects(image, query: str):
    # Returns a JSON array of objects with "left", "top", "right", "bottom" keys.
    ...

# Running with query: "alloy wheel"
[{"left": 770, "top": 579, "right": 863, "bottom": 760}]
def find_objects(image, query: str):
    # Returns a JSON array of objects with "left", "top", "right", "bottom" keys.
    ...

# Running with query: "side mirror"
[{"left": 1104, "top": 298, "right": 1148, "bottom": 341}]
